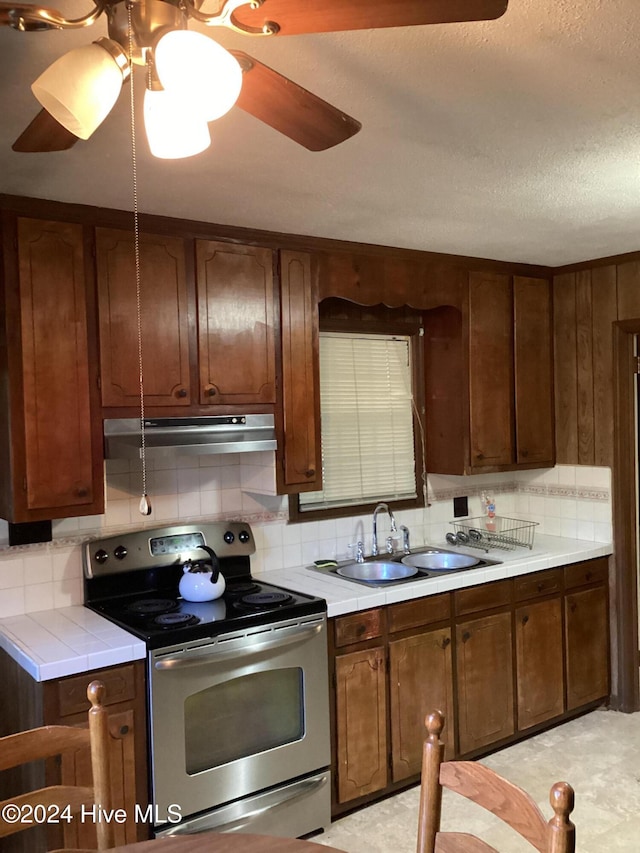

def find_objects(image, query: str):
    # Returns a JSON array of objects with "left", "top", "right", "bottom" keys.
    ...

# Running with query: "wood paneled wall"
[{"left": 553, "top": 259, "right": 640, "bottom": 468}]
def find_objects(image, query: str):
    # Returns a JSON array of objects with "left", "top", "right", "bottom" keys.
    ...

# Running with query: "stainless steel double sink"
[{"left": 309, "top": 546, "right": 502, "bottom": 587}]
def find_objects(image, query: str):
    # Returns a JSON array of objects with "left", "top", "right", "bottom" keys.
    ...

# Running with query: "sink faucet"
[
  {"left": 400, "top": 525, "right": 411, "bottom": 554},
  {"left": 372, "top": 503, "right": 397, "bottom": 557}
]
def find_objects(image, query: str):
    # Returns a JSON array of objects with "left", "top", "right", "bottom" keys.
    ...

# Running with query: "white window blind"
[{"left": 299, "top": 332, "right": 417, "bottom": 512}]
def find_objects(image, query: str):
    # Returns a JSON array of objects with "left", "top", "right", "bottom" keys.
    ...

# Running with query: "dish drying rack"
[{"left": 448, "top": 516, "right": 538, "bottom": 552}]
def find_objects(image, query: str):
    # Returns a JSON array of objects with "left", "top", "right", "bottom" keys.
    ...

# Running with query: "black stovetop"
[
  {"left": 86, "top": 578, "right": 325, "bottom": 649},
  {"left": 83, "top": 522, "right": 325, "bottom": 649}
]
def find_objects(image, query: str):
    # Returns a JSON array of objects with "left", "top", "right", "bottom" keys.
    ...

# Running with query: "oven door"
[{"left": 149, "top": 613, "right": 330, "bottom": 831}]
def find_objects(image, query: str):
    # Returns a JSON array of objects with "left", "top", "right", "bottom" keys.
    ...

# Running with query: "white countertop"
[
  {"left": 0, "top": 606, "right": 146, "bottom": 682},
  {"left": 0, "top": 535, "right": 611, "bottom": 682},
  {"left": 263, "top": 535, "right": 613, "bottom": 618}
]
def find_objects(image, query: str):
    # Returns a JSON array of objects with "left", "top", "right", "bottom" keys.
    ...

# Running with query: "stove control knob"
[
  {"left": 238, "top": 530, "right": 251, "bottom": 544},
  {"left": 94, "top": 549, "right": 108, "bottom": 565},
  {"left": 223, "top": 531, "right": 235, "bottom": 544},
  {"left": 114, "top": 545, "right": 128, "bottom": 560}
]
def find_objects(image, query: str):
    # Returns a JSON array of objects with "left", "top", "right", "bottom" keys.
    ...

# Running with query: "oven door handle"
[{"left": 153, "top": 620, "right": 324, "bottom": 669}]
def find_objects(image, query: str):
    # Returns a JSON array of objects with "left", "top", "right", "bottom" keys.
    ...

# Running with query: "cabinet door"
[
  {"left": 196, "top": 241, "right": 275, "bottom": 405},
  {"left": 514, "top": 277, "right": 555, "bottom": 466},
  {"left": 334, "top": 647, "right": 387, "bottom": 803},
  {"left": 60, "top": 708, "right": 139, "bottom": 849},
  {"left": 515, "top": 598, "right": 564, "bottom": 730},
  {"left": 96, "top": 228, "right": 191, "bottom": 407},
  {"left": 468, "top": 272, "right": 515, "bottom": 468},
  {"left": 14, "top": 218, "right": 102, "bottom": 519},
  {"left": 389, "top": 628, "right": 454, "bottom": 782},
  {"left": 277, "top": 250, "right": 321, "bottom": 492},
  {"left": 456, "top": 611, "right": 514, "bottom": 754},
  {"left": 565, "top": 586, "right": 609, "bottom": 709}
]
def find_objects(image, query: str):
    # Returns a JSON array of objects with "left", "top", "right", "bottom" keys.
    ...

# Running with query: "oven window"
[{"left": 184, "top": 668, "right": 305, "bottom": 775}]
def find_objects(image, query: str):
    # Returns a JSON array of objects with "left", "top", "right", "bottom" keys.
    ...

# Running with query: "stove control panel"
[{"left": 84, "top": 522, "right": 256, "bottom": 579}]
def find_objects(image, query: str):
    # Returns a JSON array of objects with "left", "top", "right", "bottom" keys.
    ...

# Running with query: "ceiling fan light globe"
[
  {"left": 143, "top": 88, "right": 211, "bottom": 159},
  {"left": 154, "top": 29, "right": 242, "bottom": 122},
  {"left": 31, "top": 41, "right": 127, "bottom": 140}
]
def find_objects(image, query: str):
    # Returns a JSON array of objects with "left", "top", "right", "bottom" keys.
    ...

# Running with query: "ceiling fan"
[{"left": 1, "top": 0, "right": 509, "bottom": 156}]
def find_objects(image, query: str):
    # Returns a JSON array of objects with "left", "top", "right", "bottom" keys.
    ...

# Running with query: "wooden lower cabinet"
[
  {"left": 515, "top": 598, "right": 564, "bottom": 730},
  {"left": 389, "top": 627, "right": 454, "bottom": 781},
  {"left": 44, "top": 661, "right": 149, "bottom": 849},
  {"left": 328, "top": 559, "right": 610, "bottom": 817},
  {"left": 0, "top": 654, "right": 148, "bottom": 853},
  {"left": 334, "top": 646, "right": 387, "bottom": 803},
  {"left": 565, "top": 587, "right": 610, "bottom": 709},
  {"left": 456, "top": 612, "right": 515, "bottom": 754},
  {"left": 565, "top": 557, "right": 610, "bottom": 710}
]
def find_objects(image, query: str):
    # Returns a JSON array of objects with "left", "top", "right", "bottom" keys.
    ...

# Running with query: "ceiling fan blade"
[
  {"left": 231, "top": 0, "right": 508, "bottom": 36},
  {"left": 12, "top": 109, "right": 80, "bottom": 152},
  {"left": 231, "top": 51, "right": 361, "bottom": 151}
]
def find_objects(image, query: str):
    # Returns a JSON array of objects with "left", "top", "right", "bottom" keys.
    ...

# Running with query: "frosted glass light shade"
[
  {"left": 155, "top": 30, "right": 242, "bottom": 121},
  {"left": 31, "top": 40, "right": 128, "bottom": 140},
  {"left": 144, "top": 88, "right": 211, "bottom": 159}
]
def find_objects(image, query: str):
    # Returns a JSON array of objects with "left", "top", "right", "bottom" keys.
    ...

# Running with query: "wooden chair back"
[
  {"left": 417, "top": 710, "right": 575, "bottom": 853},
  {"left": 0, "top": 679, "right": 114, "bottom": 851}
]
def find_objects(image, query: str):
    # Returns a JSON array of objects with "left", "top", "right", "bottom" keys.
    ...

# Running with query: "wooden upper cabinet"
[
  {"left": 196, "top": 240, "right": 276, "bottom": 405},
  {"left": 427, "top": 271, "right": 554, "bottom": 474},
  {"left": 0, "top": 217, "right": 103, "bottom": 521},
  {"left": 96, "top": 228, "right": 191, "bottom": 407},
  {"left": 277, "top": 250, "right": 321, "bottom": 493},
  {"left": 514, "top": 276, "right": 555, "bottom": 466},
  {"left": 468, "top": 272, "right": 515, "bottom": 468}
]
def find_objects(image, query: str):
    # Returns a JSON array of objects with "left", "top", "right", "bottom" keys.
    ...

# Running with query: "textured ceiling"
[{"left": 1, "top": 0, "right": 640, "bottom": 266}]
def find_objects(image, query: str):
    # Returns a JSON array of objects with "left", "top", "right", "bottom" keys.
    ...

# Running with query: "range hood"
[{"left": 104, "top": 415, "right": 277, "bottom": 460}]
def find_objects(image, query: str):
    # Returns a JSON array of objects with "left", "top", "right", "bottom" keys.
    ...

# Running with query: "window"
[{"left": 298, "top": 331, "right": 421, "bottom": 515}]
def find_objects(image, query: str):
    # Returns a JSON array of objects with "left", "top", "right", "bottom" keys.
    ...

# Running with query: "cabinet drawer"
[
  {"left": 388, "top": 594, "right": 450, "bottom": 633},
  {"left": 56, "top": 664, "right": 137, "bottom": 717},
  {"left": 334, "top": 609, "right": 383, "bottom": 647},
  {"left": 564, "top": 558, "right": 608, "bottom": 590},
  {"left": 454, "top": 580, "right": 512, "bottom": 617},
  {"left": 514, "top": 569, "right": 563, "bottom": 602}
]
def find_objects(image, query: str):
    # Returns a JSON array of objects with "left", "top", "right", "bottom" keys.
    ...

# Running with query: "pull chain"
[{"left": 128, "top": 0, "right": 151, "bottom": 516}]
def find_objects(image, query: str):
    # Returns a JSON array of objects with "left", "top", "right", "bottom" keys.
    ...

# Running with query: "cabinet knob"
[
  {"left": 462, "top": 631, "right": 471, "bottom": 643},
  {"left": 176, "top": 388, "right": 187, "bottom": 398},
  {"left": 440, "top": 637, "right": 451, "bottom": 650},
  {"left": 119, "top": 725, "right": 129, "bottom": 736},
  {"left": 356, "top": 624, "right": 366, "bottom": 637},
  {"left": 207, "top": 387, "right": 217, "bottom": 397},
  {"left": 75, "top": 487, "right": 88, "bottom": 498},
  {"left": 522, "top": 614, "right": 529, "bottom": 625},
  {"left": 537, "top": 583, "right": 544, "bottom": 592},
  {"left": 305, "top": 469, "right": 316, "bottom": 478},
  {"left": 585, "top": 571, "right": 593, "bottom": 581},
  {"left": 570, "top": 602, "right": 577, "bottom": 613}
]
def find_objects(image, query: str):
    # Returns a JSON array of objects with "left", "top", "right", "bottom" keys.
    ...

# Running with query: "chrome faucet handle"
[
  {"left": 355, "top": 541, "right": 365, "bottom": 563},
  {"left": 385, "top": 535, "right": 394, "bottom": 554},
  {"left": 400, "top": 525, "right": 411, "bottom": 554}
]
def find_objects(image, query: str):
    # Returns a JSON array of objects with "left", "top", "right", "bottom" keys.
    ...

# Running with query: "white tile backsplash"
[{"left": 0, "top": 458, "right": 614, "bottom": 616}]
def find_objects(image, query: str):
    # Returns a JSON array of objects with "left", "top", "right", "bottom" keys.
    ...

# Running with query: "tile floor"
[{"left": 315, "top": 708, "right": 640, "bottom": 851}]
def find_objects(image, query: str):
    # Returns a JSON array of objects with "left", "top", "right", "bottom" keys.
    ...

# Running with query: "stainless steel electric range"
[{"left": 83, "top": 522, "right": 330, "bottom": 840}]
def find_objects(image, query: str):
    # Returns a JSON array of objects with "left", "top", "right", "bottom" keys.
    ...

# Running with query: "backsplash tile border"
[{"left": 428, "top": 481, "right": 610, "bottom": 503}]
